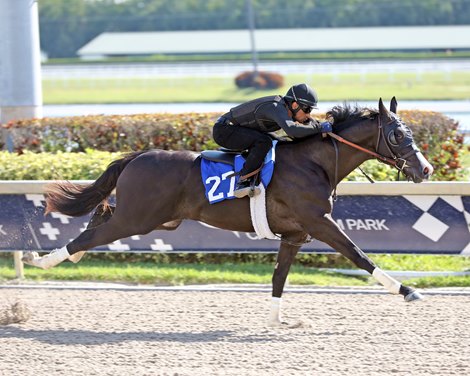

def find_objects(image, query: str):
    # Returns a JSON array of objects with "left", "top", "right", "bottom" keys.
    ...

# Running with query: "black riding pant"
[{"left": 213, "top": 122, "right": 272, "bottom": 177}]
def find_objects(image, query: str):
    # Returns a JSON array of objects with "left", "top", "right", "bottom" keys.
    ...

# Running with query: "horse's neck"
[
  {"left": 336, "top": 142, "right": 374, "bottom": 181},
  {"left": 325, "top": 120, "right": 378, "bottom": 183}
]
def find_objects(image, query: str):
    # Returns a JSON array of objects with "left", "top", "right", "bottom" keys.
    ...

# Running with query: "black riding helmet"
[{"left": 284, "top": 83, "right": 318, "bottom": 114}]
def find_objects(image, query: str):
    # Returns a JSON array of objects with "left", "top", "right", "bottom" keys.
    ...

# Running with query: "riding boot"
[
  {"left": 233, "top": 178, "right": 253, "bottom": 198},
  {"left": 233, "top": 175, "right": 261, "bottom": 198}
]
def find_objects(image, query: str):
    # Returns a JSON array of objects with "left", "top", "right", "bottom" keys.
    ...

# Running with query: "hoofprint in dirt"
[{"left": 1, "top": 288, "right": 469, "bottom": 376}]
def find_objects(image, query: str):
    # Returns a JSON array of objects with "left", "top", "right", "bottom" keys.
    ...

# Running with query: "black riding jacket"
[{"left": 222, "top": 95, "right": 322, "bottom": 138}]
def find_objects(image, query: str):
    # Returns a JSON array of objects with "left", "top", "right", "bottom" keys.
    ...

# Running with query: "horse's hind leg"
[
  {"left": 308, "top": 214, "right": 423, "bottom": 302},
  {"left": 23, "top": 203, "right": 169, "bottom": 270},
  {"left": 22, "top": 208, "right": 116, "bottom": 268},
  {"left": 66, "top": 212, "right": 159, "bottom": 255},
  {"left": 68, "top": 204, "right": 116, "bottom": 263},
  {"left": 86, "top": 204, "right": 115, "bottom": 230},
  {"left": 69, "top": 205, "right": 182, "bottom": 264},
  {"left": 22, "top": 216, "right": 140, "bottom": 269}
]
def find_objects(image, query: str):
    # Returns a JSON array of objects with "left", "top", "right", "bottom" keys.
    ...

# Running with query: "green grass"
[
  {"left": 0, "top": 259, "right": 367, "bottom": 286},
  {"left": 42, "top": 71, "right": 470, "bottom": 104},
  {"left": 1, "top": 254, "right": 469, "bottom": 288}
]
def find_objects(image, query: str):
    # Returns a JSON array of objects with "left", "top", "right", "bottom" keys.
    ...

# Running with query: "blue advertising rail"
[{"left": 0, "top": 181, "right": 469, "bottom": 256}]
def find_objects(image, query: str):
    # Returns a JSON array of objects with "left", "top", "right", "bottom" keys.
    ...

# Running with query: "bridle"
[{"left": 327, "top": 114, "right": 419, "bottom": 199}]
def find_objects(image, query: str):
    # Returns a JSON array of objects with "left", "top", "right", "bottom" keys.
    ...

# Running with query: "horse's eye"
[
  {"left": 388, "top": 128, "right": 405, "bottom": 145},
  {"left": 395, "top": 129, "right": 405, "bottom": 142}
]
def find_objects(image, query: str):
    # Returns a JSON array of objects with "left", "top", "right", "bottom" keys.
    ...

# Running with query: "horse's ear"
[
  {"left": 390, "top": 96, "right": 398, "bottom": 114},
  {"left": 378, "top": 98, "right": 389, "bottom": 117}
]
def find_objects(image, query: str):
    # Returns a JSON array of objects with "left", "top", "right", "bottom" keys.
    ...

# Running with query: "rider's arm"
[{"left": 266, "top": 104, "right": 326, "bottom": 138}]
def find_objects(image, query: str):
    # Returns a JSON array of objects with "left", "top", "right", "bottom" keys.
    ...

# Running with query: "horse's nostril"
[{"left": 423, "top": 165, "right": 434, "bottom": 176}]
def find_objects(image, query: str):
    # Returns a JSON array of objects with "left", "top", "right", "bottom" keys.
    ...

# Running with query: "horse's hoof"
[
  {"left": 68, "top": 251, "right": 85, "bottom": 263},
  {"left": 268, "top": 319, "right": 283, "bottom": 328},
  {"left": 285, "top": 321, "right": 310, "bottom": 329},
  {"left": 21, "top": 247, "right": 69, "bottom": 270},
  {"left": 268, "top": 320, "right": 310, "bottom": 329},
  {"left": 22, "top": 251, "right": 39, "bottom": 263},
  {"left": 405, "top": 290, "right": 424, "bottom": 302}
]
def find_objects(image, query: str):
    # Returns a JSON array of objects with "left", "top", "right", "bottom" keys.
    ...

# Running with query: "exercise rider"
[{"left": 212, "top": 83, "right": 332, "bottom": 198}]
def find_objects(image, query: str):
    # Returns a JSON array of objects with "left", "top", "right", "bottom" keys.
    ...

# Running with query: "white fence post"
[{"left": 13, "top": 251, "right": 24, "bottom": 280}]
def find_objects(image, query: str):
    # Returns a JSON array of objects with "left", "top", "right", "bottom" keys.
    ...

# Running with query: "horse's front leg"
[
  {"left": 307, "top": 214, "right": 423, "bottom": 302},
  {"left": 269, "top": 234, "right": 306, "bottom": 327}
]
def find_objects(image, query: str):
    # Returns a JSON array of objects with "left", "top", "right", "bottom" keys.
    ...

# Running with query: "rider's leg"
[
  {"left": 213, "top": 122, "right": 252, "bottom": 150},
  {"left": 213, "top": 124, "right": 272, "bottom": 198},
  {"left": 233, "top": 136, "right": 271, "bottom": 198}
]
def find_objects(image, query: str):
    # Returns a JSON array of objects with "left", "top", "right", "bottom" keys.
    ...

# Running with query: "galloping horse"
[{"left": 24, "top": 98, "right": 433, "bottom": 326}]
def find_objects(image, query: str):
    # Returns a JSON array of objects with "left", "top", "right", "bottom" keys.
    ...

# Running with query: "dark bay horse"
[{"left": 23, "top": 98, "right": 433, "bottom": 326}]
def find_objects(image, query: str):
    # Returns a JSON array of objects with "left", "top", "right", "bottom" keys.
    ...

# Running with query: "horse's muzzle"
[{"left": 406, "top": 151, "right": 434, "bottom": 183}]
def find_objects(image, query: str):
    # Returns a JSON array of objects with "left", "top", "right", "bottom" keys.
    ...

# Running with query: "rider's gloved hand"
[
  {"left": 308, "top": 120, "right": 333, "bottom": 134},
  {"left": 320, "top": 121, "right": 332, "bottom": 133}
]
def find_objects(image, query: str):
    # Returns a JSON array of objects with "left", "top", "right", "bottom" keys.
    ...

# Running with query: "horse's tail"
[{"left": 45, "top": 151, "right": 147, "bottom": 217}]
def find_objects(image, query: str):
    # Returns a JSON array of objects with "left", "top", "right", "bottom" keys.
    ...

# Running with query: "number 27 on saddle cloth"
[{"left": 200, "top": 141, "right": 277, "bottom": 204}]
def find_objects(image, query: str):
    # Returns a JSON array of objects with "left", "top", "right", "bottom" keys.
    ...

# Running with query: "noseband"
[{"left": 327, "top": 115, "right": 419, "bottom": 199}]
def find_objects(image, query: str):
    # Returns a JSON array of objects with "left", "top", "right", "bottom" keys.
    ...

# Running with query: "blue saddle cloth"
[{"left": 201, "top": 141, "right": 277, "bottom": 204}]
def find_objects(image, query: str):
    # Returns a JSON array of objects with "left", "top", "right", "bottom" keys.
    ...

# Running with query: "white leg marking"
[
  {"left": 269, "top": 297, "right": 282, "bottom": 327},
  {"left": 22, "top": 246, "right": 70, "bottom": 270},
  {"left": 373, "top": 267, "right": 401, "bottom": 294}
]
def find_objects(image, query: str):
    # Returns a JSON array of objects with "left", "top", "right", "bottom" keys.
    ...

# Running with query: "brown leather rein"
[{"left": 327, "top": 131, "right": 401, "bottom": 167}]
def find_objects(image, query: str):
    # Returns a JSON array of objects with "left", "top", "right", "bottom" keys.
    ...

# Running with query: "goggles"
[
  {"left": 299, "top": 105, "right": 312, "bottom": 114},
  {"left": 291, "top": 86, "right": 314, "bottom": 114}
]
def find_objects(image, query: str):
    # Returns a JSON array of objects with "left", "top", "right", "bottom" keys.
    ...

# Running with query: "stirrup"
[
  {"left": 233, "top": 179, "right": 261, "bottom": 198},
  {"left": 233, "top": 166, "right": 263, "bottom": 198}
]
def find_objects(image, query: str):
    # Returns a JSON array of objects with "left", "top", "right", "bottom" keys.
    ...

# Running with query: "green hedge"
[
  {"left": 398, "top": 110, "right": 466, "bottom": 180},
  {"left": 1, "top": 110, "right": 467, "bottom": 180},
  {"left": 0, "top": 150, "right": 121, "bottom": 180}
]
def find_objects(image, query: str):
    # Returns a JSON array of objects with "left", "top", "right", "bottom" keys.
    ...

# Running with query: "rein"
[{"left": 327, "top": 133, "right": 399, "bottom": 167}]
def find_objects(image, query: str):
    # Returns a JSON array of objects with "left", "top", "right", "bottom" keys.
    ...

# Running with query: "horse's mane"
[
  {"left": 327, "top": 103, "right": 378, "bottom": 132},
  {"left": 277, "top": 103, "right": 378, "bottom": 145}
]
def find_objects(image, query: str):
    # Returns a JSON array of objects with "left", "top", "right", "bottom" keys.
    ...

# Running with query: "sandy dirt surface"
[{"left": 1, "top": 287, "right": 469, "bottom": 376}]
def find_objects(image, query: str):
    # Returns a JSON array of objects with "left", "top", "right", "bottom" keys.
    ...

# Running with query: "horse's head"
[{"left": 376, "top": 97, "right": 433, "bottom": 183}]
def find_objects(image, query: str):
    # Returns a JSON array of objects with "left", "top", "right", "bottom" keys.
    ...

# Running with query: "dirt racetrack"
[{"left": 1, "top": 286, "right": 469, "bottom": 376}]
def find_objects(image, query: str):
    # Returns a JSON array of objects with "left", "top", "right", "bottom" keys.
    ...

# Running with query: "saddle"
[
  {"left": 200, "top": 141, "right": 277, "bottom": 204},
  {"left": 201, "top": 148, "right": 245, "bottom": 165},
  {"left": 201, "top": 148, "right": 261, "bottom": 197}
]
